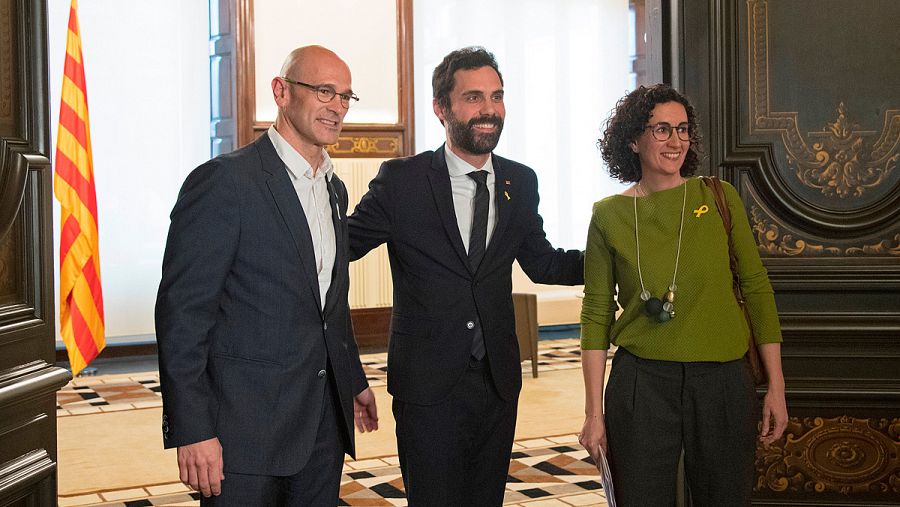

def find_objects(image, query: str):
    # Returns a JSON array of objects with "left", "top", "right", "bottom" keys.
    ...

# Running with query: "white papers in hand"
[{"left": 596, "top": 446, "right": 616, "bottom": 507}]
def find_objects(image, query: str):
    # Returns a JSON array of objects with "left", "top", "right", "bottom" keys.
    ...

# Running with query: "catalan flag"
[{"left": 54, "top": 0, "right": 104, "bottom": 375}]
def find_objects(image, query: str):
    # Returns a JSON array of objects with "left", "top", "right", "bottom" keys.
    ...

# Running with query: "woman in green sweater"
[{"left": 578, "top": 84, "right": 788, "bottom": 506}]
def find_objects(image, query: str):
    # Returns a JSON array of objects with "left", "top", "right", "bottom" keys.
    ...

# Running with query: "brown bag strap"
[
  {"left": 702, "top": 177, "right": 767, "bottom": 384},
  {"left": 701, "top": 176, "right": 745, "bottom": 304}
]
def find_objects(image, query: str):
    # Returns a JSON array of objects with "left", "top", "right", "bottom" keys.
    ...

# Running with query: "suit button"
[
  {"left": 318, "top": 369, "right": 326, "bottom": 378},
  {"left": 323, "top": 323, "right": 328, "bottom": 330},
  {"left": 466, "top": 321, "right": 475, "bottom": 330}
]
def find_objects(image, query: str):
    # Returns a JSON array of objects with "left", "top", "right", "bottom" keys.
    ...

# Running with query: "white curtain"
[{"left": 414, "top": 0, "right": 634, "bottom": 250}]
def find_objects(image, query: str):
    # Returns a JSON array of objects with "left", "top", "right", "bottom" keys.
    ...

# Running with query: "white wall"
[
  {"left": 48, "top": 0, "right": 211, "bottom": 342},
  {"left": 253, "top": 0, "right": 399, "bottom": 124}
]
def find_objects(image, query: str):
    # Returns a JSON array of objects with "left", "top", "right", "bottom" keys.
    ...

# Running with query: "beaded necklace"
[{"left": 633, "top": 179, "right": 687, "bottom": 322}]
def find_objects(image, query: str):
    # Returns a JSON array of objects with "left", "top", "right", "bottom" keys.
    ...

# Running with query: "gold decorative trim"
[
  {"left": 756, "top": 416, "right": 900, "bottom": 496},
  {"left": 751, "top": 205, "right": 900, "bottom": 257},
  {"left": 327, "top": 135, "right": 401, "bottom": 158},
  {"left": 747, "top": 0, "right": 900, "bottom": 198},
  {"left": 251, "top": 122, "right": 403, "bottom": 159},
  {"left": 798, "top": 103, "right": 899, "bottom": 198}
]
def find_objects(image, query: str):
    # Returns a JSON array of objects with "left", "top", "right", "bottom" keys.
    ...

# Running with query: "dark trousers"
[
  {"left": 202, "top": 372, "right": 346, "bottom": 507},
  {"left": 605, "top": 348, "right": 757, "bottom": 507},
  {"left": 393, "top": 357, "right": 519, "bottom": 506}
]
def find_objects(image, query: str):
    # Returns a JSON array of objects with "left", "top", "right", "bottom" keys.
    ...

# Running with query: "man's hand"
[
  {"left": 354, "top": 387, "right": 379, "bottom": 432},
  {"left": 177, "top": 437, "right": 224, "bottom": 497}
]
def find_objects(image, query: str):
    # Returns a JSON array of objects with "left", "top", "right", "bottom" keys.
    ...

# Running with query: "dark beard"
[{"left": 446, "top": 112, "right": 504, "bottom": 155}]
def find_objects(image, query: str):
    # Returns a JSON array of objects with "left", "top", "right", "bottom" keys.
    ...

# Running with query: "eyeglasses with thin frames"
[
  {"left": 281, "top": 77, "right": 359, "bottom": 108},
  {"left": 644, "top": 122, "right": 691, "bottom": 142}
]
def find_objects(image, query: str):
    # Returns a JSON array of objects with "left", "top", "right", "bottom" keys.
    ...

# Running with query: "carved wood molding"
[
  {"left": 756, "top": 416, "right": 900, "bottom": 497},
  {"left": 330, "top": 134, "right": 401, "bottom": 158},
  {"left": 0, "top": 142, "right": 49, "bottom": 328},
  {"left": 747, "top": 0, "right": 900, "bottom": 200},
  {"left": 710, "top": 0, "right": 900, "bottom": 244},
  {"left": 750, "top": 204, "right": 900, "bottom": 257},
  {"left": 0, "top": 0, "right": 12, "bottom": 120},
  {"left": 0, "top": 210, "right": 18, "bottom": 300},
  {"left": 252, "top": 121, "right": 404, "bottom": 158},
  {"left": 0, "top": 139, "right": 30, "bottom": 240}
]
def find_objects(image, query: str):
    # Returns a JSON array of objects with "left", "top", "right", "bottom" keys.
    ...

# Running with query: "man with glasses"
[
  {"left": 348, "top": 46, "right": 584, "bottom": 505},
  {"left": 156, "top": 45, "right": 377, "bottom": 506}
]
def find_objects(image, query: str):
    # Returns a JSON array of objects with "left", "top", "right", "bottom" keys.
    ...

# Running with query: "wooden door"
[
  {"left": 677, "top": 1, "right": 900, "bottom": 505},
  {"left": 0, "top": 1, "right": 71, "bottom": 505}
]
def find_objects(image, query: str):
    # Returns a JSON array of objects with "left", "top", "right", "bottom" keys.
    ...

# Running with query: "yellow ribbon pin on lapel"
[
  {"left": 504, "top": 191, "right": 511, "bottom": 201},
  {"left": 693, "top": 204, "right": 709, "bottom": 218}
]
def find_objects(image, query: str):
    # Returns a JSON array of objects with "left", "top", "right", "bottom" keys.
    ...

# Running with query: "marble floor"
[{"left": 56, "top": 339, "right": 611, "bottom": 507}]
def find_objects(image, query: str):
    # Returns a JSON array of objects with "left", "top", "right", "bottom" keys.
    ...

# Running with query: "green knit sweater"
[{"left": 580, "top": 178, "right": 782, "bottom": 361}]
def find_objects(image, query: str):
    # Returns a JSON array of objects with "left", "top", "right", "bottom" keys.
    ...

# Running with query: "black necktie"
[
  {"left": 467, "top": 170, "right": 489, "bottom": 271},
  {"left": 467, "top": 170, "right": 489, "bottom": 360}
]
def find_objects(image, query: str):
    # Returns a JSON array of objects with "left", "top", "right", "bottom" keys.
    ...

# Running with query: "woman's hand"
[
  {"left": 760, "top": 387, "right": 787, "bottom": 446},
  {"left": 579, "top": 414, "right": 608, "bottom": 464},
  {"left": 757, "top": 343, "right": 788, "bottom": 446}
]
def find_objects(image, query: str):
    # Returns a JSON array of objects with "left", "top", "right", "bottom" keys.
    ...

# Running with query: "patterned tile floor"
[
  {"left": 57, "top": 339, "right": 604, "bottom": 506},
  {"left": 58, "top": 434, "right": 607, "bottom": 507},
  {"left": 56, "top": 339, "right": 584, "bottom": 416}
]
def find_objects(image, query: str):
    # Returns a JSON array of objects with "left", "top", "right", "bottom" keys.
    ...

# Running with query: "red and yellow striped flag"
[{"left": 54, "top": 0, "right": 104, "bottom": 375}]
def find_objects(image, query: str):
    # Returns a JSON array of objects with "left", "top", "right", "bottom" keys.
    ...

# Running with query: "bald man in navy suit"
[{"left": 156, "top": 46, "right": 378, "bottom": 506}]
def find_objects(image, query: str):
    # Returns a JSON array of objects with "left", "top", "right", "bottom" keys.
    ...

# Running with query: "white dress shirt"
[
  {"left": 445, "top": 146, "right": 498, "bottom": 254},
  {"left": 268, "top": 126, "right": 336, "bottom": 309}
]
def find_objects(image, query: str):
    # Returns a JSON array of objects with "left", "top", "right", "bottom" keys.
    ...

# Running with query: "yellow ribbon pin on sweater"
[{"left": 693, "top": 204, "right": 709, "bottom": 217}]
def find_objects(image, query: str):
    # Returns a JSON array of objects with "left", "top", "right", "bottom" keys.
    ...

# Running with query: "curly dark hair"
[
  {"left": 432, "top": 46, "right": 504, "bottom": 112},
  {"left": 598, "top": 84, "right": 703, "bottom": 183}
]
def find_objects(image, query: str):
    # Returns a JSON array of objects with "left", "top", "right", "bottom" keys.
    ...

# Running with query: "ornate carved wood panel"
[
  {"left": 0, "top": 1, "right": 71, "bottom": 505},
  {"left": 679, "top": 1, "right": 899, "bottom": 505}
]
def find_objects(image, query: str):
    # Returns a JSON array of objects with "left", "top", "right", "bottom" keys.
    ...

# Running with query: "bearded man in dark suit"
[{"left": 348, "top": 46, "right": 584, "bottom": 506}]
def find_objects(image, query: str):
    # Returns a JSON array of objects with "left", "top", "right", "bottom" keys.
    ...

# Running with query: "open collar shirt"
[{"left": 268, "top": 126, "right": 336, "bottom": 309}]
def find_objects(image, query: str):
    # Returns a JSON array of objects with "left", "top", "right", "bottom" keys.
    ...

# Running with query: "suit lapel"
[
  {"left": 258, "top": 136, "right": 323, "bottom": 313},
  {"left": 322, "top": 174, "right": 345, "bottom": 316},
  {"left": 428, "top": 146, "right": 471, "bottom": 271},
  {"left": 485, "top": 155, "right": 513, "bottom": 264}
]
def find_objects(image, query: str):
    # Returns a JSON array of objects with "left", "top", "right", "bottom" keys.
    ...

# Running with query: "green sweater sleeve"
[
  {"left": 722, "top": 182, "right": 783, "bottom": 345},
  {"left": 580, "top": 200, "right": 618, "bottom": 350}
]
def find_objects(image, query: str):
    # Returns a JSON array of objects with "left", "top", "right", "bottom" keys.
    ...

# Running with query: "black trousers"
[
  {"left": 202, "top": 371, "right": 347, "bottom": 507},
  {"left": 604, "top": 348, "right": 757, "bottom": 507},
  {"left": 393, "top": 356, "right": 519, "bottom": 506}
]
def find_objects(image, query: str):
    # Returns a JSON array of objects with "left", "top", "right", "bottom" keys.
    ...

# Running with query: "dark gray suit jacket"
[
  {"left": 155, "top": 135, "right": 367, "bottom": 475},
  {"left": 348, "top": 145, "right": 583, "bottom": 405}
]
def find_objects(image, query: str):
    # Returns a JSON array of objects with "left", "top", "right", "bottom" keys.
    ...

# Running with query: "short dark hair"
[
  {"left": 598, "top": 84, "right": 703, "bottom": 183},
  {"left": 432, "top": 46, "right": 504, "bottom": 111}
]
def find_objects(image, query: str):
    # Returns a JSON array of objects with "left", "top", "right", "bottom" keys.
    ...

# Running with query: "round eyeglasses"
[
  {"left": 644, "top": 123, "right": 691, "bottom": 142},
  {"left": 282, "top": 77, "right": 359, "bottom": 108}
]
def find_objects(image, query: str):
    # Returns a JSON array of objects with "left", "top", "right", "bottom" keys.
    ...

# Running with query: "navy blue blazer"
[
  {"left": 155, "top": 135, "right": 367, "bottom": 475},
  {"left": 348, "top": 146, "right": 583, "bottom": 405}
]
